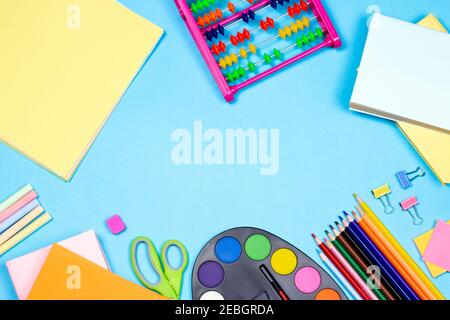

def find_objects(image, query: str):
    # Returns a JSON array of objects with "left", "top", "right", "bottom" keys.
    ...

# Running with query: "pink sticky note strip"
[
  {"left": 0, "top": 191, "right": 38, "bottom": 223},
  {"left": 400, "top": 196, "right": 418, "bottom": 210},
  {"left": 423, "top": 220, "right": 450, "bottom": 272}
]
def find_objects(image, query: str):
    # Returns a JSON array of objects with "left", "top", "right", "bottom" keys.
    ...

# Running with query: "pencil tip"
[
  {"left": 329, "top": 225, "right": 335, "bottom": 230},
  {"left": 338, "top": 216, "right": 344, "bottom": 222},
  {"left": 343, "top": 211, "right": 350, "bottom": 217},
  {"left": 311, "top": 233, "right": 317, "bottom": 239}
]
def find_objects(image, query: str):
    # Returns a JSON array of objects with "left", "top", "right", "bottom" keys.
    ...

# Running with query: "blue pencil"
[{"left": 339, "top": 214, "right": 420, "bottom": 300}]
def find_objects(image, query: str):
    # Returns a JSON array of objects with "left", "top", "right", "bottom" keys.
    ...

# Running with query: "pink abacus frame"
[{"left": 174, "top": 0, "right": 341, "bottom": 102}]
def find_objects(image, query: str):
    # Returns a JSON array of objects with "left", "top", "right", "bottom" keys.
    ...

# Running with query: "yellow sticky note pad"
[
  {"left": 28, "top": 245, "right": 167, "bottom": 300},
  {"left": 0, "top": 0, "right": 163, "bottom": 181},
  {"left": 414, "top": 220, "right": 450, "bottom": 278},
  {"left": 397, "top": 14, "right": 450, "bottom": 185}
]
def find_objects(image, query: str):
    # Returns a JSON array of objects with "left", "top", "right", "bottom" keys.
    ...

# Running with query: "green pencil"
[{"left": 326, "top": 231, "right": 387, "bottom": 300}]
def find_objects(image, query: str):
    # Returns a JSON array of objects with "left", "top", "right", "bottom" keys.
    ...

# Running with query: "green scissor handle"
[{"left": 130, "top": 236, "right": 188, "bottom": 300}]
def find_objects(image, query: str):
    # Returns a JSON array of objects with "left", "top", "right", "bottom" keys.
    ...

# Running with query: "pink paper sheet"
[
  {"left": 6, "top": 230, "right": 109, "bottom": 300},
  {"left": 0, "top": 191, "right": 37, "bottom": 223},
  {"left": 423, "top": 220, "right": 450, "bottom": 272}
]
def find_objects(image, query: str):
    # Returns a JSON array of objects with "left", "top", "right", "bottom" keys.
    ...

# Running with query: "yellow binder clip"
[{"left": 372, "top": 184, "right": 394, "bottom": 214}]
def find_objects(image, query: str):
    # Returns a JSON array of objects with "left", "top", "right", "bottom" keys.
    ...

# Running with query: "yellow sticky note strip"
[
  {"left": 397, "top": 14, "right": 450, "bottom": 185},
  {"left": 0, "top": 206, "right": 44, "bottom": 246},
  {"left": 414, "top": 220, "right": 450, "bottom": 278},
  {"left": 0, "top": 212, "right": 52, "bottom": 256},
  {"left": 0, "top": 0, "right": 163, "bottom": 181},
  {"left": 28, "top": 245, "right": 167, "bottom": 300}
]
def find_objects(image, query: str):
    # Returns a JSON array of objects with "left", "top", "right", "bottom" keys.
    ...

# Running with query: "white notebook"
[{"left": 350, "top": 13, "right": 450, "bottom": 133}]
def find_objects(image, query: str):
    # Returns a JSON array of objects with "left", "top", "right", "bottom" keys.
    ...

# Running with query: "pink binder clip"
[{"left": 400, "top": 196, "right": 423, "bottom": 225}]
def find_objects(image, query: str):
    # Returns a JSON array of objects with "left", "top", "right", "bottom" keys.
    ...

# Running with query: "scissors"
[{"left": 130, "top": 236, "right": 188, "bottom": 300}]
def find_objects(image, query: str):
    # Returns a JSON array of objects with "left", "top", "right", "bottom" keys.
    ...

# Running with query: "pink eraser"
[
  {"left": 400, "top": 196, "right": 418, "bottom": 211},
  {"left": 106, "top": 215, "right": 126, "bottom": 235}
]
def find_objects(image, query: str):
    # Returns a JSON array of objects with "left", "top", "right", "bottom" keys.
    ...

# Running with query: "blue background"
[{"left": 0, "top": 0, "right": 449, "bottom": 300}]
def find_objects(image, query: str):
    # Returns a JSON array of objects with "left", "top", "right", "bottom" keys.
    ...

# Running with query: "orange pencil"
[{"left": 353, "top": 208, "right": 433, "bottom": 300}]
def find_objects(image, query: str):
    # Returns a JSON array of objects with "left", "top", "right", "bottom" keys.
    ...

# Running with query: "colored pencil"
[
  {"left": 312, "top": 234, "right": 372, "bottom": 300},
  {"left": 327, "top": 230, "right": 387, "bottom": 300},
  {"left": 340, "top": 216, "right": 418, "bottom": 300},
  {"left": 318, "top": 251, "right": 362, "bottom": 300},
  {"left": 354, "top": 194, "right": 445, "bottom": 300},
  {"left": 333, "top": 224, "right": 398, "bottom": 300},
  {"left": 354, "top": 207, "right": 436, "bottom": 300},
  {"left": 324, "top": 239, "right": 379, "bottom": 300}
]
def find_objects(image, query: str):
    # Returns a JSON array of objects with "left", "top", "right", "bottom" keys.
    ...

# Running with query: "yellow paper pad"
[
  {"left": 414, "top": 220, "right": 450, "bottom": 278},
  {"left": 28, "top": 245, "right": 167, "bottom": 300},
  {"left": 0, "top": 0, "right": 163, "bottom": 181},
  {"left": 0, "top": 206, "right": 44, "bottom": 246},
  {"left": 0, "top": 212, "right": 52, "bottom": 256},
  {"left": 397, "top": 14, "right": 450, "bottom": 185}
]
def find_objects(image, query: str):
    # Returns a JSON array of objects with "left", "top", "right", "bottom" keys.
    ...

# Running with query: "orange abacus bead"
[
  {"left": 211, "top": 41, "right": 227, "bottom": 55},
  {"left": 260, "top": 17, "right": 275, "bottom": 31},
  {"left": 197, "top": 8, "right": 223, "bottom": 27},
  {"left": 227, "top": 2, "right": 235, "bottom": 13}
]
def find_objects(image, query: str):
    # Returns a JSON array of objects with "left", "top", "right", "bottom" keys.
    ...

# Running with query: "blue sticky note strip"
[{"left": 0, "top": 199, "right": 40, "bottom": 234}]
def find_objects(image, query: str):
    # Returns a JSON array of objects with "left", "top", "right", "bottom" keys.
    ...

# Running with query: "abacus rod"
[{"left": 224, "top": 4, "right": 270, "bottom": 29}]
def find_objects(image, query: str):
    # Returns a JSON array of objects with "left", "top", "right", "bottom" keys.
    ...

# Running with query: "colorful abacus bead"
[
  {"left": 241, "top": 9, "right": 256, "bottom": 23},
  {"left": 295, "top": 27, "right": 324, "bottom": 47},
  {"left": 191, "top": 0, "right": 217, "bottom": 15},
  {"left": 278, "top": 16, "right": 310, "bottom": 39},
  {"left": 198, "top": 8, "right": 223, "bottom": 27},
  {"left": 211, "top": 41, "right": 227, "bottom": 55},
  {"left": 230, "top": 28, "right": 251, "bottom": 46},
  {"left": 205, "top": 24, "right": 225, "bottom": 41},
  {"left": 287, "top": 0, "right": 309, "bottom": 17},
  {"left": 219, "top": 53, "right": 239, "bottom": 69},
  {"left": 260, "top": 17, "right": 275, "bottom": 31}
]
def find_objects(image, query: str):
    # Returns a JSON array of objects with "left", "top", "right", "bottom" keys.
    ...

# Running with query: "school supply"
[
  {"left": 372, "top": 184, "right": 394, "bottom": 214},
  {"left": 397, "top": 15, "right": 450, "bottom": 185},
  {"left": 413, "top": 221, "right": 450, "bottom": 278},
  {"left": 28, "top": 245, "right": 166, "bottom": 300},
  {"left": 354, "top": 194, "right": 445, "bottom": 300},
  {"left": 350, "top": 13, "right": 450, "bottom": 132},
  {"left": 130, "top": 236, "right": 188, "bottom": 300},
  {"left": 396, "top": 167, "right": 426, "bottom": 189},
  {"left": 193, "top": 227, "right": 346, "bottom": 300},
  {"left": 106, "top": 215, "right": 127, "bottom": 235},
  {"left": 6, "top": 230, "right": 109, "bottom": 300},
  {"left": 423, "top": 221, "right": 450, "bottom": 272},
  {"left": 400, "top": 196, "right": 423, "bottom": 226},
  {"left": 0, "top": 185, "right": 52, "bottom": 256},
  {"left": 0, "top": 0, "right": 163, "bottom": 181},
  {"left": 174, "top": 0, "right": 341, "bottom": 101}
]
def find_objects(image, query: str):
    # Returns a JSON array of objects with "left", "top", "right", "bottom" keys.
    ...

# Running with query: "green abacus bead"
[
  {"left": 248, "top": 62, "right": 256, "bottom": 72},
  {"left": 316, "top": 27, "right": 324, "bottom": 39},
  {"left": 238, "top": 67, "right": 246, "bottom": 78},
  {"left": 302, "top": 34, "right": 309, "bottom": 45},
  {"left": 273, "top": 48, "right": 282, "bottom": 60},
  {"left": 309, "top": 31, "right": 316, "bottom": 42},
  {"left": 264, "top": 53, "right": 272, "bottom": 64},
  {"left": 296, "top": 38, "right": 303, "bottom": 48}
]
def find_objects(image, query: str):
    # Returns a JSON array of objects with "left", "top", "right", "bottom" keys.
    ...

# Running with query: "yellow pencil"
[{"left": 353, "top": 194, "right": 445, "bottom": 300}]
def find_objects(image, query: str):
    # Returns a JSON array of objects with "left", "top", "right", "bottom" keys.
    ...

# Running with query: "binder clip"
[
  {"left": 372, "top": 184, "right": 394, "bottom": 214},
  {"left": 396, "top": 167, "right": 425, "bottom": 189},
  {"left": 400, "top": 196, "right": 423, "bottom": 225}
]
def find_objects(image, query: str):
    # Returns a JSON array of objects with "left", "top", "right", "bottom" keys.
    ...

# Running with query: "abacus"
[{"left": 174, "top": 0, "right": 341, "bottom": 102}]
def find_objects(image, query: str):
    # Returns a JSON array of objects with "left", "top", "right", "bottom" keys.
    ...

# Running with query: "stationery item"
[
  {"left": 0, "top": 206, "right": 44, "bottom": 246},
  {"left": 326, "top": 231, "right": 386, "bottom": 300},
  {"left": 340, "top": 215, "right": 419, "bottom": 300},
  {"left": 130, "top": 236, "right": 188, "bottom": 300},
  {"left": 0, "top": 184, "right": 33, "bottom": 213},
  {"left": 413, "top": 221, "right": 450, "bottom": 278},
  {"left": 372, "top": 184, "right": 394, "bottom": 214},
  {"left": 312, "top": 234, "right": 368, "bottom": 300},
  {"left": 332, "top": 223, "right": 398, "bottom": 300},
  {"left": 423, "top": 221, "right": 450, "bottom": 272},
  {"left": 28, "top": 245, "right": 166, "bottom": 300},
  {"left": 0, "top": 189, "right": 37, "bottom": 223},
  {"left": 318, "top": 252, "right": 361, "bottom": 300},
  {"left": 396, "top": 167, "right": 426, "bottom": 189},
  {"left": 0, "top": 212, "right": 52, "bottom": 256},
  {"left": 0, "top": 0, "right": 164, "bottom": 181},
  {"left": 175, "top": 0, "right": 341, "bottom": 101},
  {"left": 397, "top": 14, "right": 450, "bottom": 185},
  {"left": 0, "top": 199, "right": 40, "bottom": 234},
  {"left": 106, "top": 215, "right": 126, "bottom": 235},
  {"left": 260, "top": 264, "right": 290, "bottom": 300},
  {"left": 400, "top": 196, "right": 423, "bottom": 225},
  {"left": 6, "top": 230, "right": 109, "bottom": 300},
  {"left": 354, "top": 194, "right": 445, "bottom": 300},
  {"left": 193, "top": 227, "right": 347, "bottom": 300},
  {"left": 350, "top": 13, "right": 450, "bottom": 132}
]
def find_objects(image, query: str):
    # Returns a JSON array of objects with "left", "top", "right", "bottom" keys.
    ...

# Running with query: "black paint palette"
[{"left": 192, "top": 227, "right": 347, "bottom": 300}]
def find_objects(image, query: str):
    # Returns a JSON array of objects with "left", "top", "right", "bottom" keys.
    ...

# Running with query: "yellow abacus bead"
[
  {"left": 290, "top": 22, "right": 298, "bottom": 34},
  {"left": 303, "top": 16, "right": 310, "bottom": 29},
  {"left": 296, "top": 19, "right": 304, "bottom": 30},
  {"left": 224, "top": 56, "right": 232, "bottom": 66},
  {"left": 240, "top": 48, "right": 248, "bottom": 59},
  {"left": 219, "top": 58, "right": 227, "bottom": 69},
  {"left": 278, "top": 28, "right": 286, "bottom": 39},
  {"left": 249, "top": 43, "right": 257, "bottom": 54},
  {"left": 230, "top": 53, "right": 238, "bottom": 64},
  {"left": 284, "top": 26, "right": 292, "bottom": 37}
]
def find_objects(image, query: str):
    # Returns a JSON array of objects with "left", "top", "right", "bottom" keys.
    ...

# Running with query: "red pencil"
[{"left": 312, "top": 233, "right": 372, "bottom": 300}]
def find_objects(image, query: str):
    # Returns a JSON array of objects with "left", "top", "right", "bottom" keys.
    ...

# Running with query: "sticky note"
[
  {"left": 27, "top": 245, "right": 166, "bottom": 300},
  {"left": 0, "top": 184, "right": 34, "bottom": 213},
  {"left": 423, "top": 220, "right": 450, "bottom": 272},
  {"left": 0, "top": 206, "right": 44, "bottom": 246},
  {"left": 0, "top": 199, "right": 40, "bottom": 234},
  {"left": 414, "top": 220, "right": 450, "bottom": 277},
  {"left": 106, "top": 215, "right": 126, "bottom": 235},
  {"left": 0, "top": 190, "right": 38, "bottom": 223}
]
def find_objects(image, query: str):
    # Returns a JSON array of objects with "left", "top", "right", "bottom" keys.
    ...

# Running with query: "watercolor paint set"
[{"left": 192, "top": 227, "right": 347, "bottom": 300}]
